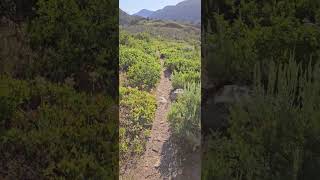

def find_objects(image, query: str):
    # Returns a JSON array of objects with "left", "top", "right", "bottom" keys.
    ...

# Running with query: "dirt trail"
[{"left": 124, "top": 60, "right": 201, "bottom": 180}]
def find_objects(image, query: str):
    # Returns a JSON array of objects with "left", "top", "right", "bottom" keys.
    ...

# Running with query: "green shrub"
[
  {"left": 168, "top": 83, "right": 201, "bottom": 148},
  {"left": 27, "top": 0, "right": 118, "bottom": 92},
  {"left": 172, "top": 71, "right": 200, "bottom": 89},
  {"left": 204, "top": 1, "right": 320, "bottom": 85},
  {"left": 120, "top": 30, "right": 135, "bottom": 46},
  {"left": 119, "top": 87, "right": 156, "bottom": 159},
  {"left": 134, "top": 32, "right": 151, "bottom": 42},
  {"left": 0, "top": 76, "right": 118, "bottom": 179},
  {"left": 164, "top": 57, "right": 200, "bottom": 73},
  {"left": 160, "top": 47, "right": 180, "bottom": 59},
  {"left": 119, "top": 47, "right": 152, "bottom": 71},
  {"left": 127, "top": 60, "right": 161, "bottom": 90},
  {"left": 138, "top": 40, "right": 157, "bottom": 55},
  {"left": 202, "top": 60, "right": 320, "bottom": 179}
]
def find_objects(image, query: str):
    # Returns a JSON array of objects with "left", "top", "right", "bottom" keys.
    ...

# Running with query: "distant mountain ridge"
[
  {"left": 133, "top": 0, "right": 200, "bottom": 24},
  {"left": 119, "top": 9, "right": 144, "bottom": 25},
  {"left": 134, "top": 9, "right": 154, "bottom": 18}
]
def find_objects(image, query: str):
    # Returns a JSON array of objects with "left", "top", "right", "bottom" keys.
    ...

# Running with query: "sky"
[{"left": 120, "top": 0, "right": 185, "bottom": 15}]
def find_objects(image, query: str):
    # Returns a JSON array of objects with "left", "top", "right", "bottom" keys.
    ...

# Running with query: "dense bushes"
[
  {"left": 168, "top": 83, "right": 201, "bottom": 148},
  {"left": 27, "top": 0, "right": 118, "bottom": 93},
  {"left": 119, "top": 30, "right": 162, "bottom": 165},
  {"left": 0, "top": 0, "right": 37, "bottom": 20},
  {"left": 161, "top": 38, "right": 201, "bottom": 149},
  {"left": 1, "top": 0, "right": 119, "bottom": 178},
  {"left": 204, "top": 0, "right": 320, "bottom": 85},
  {"left": 119, "top": 25, "right": 201, "bottom": 168},
  {"left": 120, "top": 33, "right": 161, "bottom": 90},
  {"left": 202, "top": 60, "right": 320, "bottom": 179},
  {"left": 202, "top": 0, "right": 320, "bottom": 179},
  {"left": 164, "top": 57, "right": 200, "bottom": 73},
  {"left": 162, "top": 43, "right": 200, "bottom": 73},
  {"left": 0, "top": 76, "right": 118, "bottom": 179},
  {"left": 172, "top": 71, "right": 200, "bottom": 89},
  {"left": 120, "top": 47, "right": 148, "bottom": 71},
  {"left": 119, "top": 87, "right": 156, "bottom": 159},
  {"left": 127, "top": 60, "right": 161, "bottom": 90}
]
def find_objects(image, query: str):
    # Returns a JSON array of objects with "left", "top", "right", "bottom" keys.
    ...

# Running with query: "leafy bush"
[
  {"left": 160, "top": 44, "right": 198, "bottom": 59},
  {"left": 127, "top": 60, "right": 161, "bottom": 90},
  {"left": 0, "top": 0, "right": 36, "bottom": 20},
  {"left": 164, "top": 57, "right": 200, "bottom": 73},
  {"left": 27, "top": 0, "right": 118, "bottom": 93},
  {"left": 0, "top": 76, "right": 118, "bottom": 179},
  {"left": 120, "top": 30, "right": 136, "bottom": 46},
  {"left": 160, "top": 47, "right": 180, "bottom": 59},
  {"left": 204, "top": 1, "right": 320, "bottom": 85},
  {"left": 119, "top": 87, "right": 156, "bottom": 159},
  {"left": 134, "top": 32, "right": 151, "bottom": 42},
  {"left": 172, "top": 71, "right": 200, "bottom": 89},
  {"left": 202, "top": 60, "right": 320, "bottom": 179},
  {"left": 168, "top": 83, "right": 201, "bottom": 148},
  {"left": 119, "top": 47, "right": 151, "bottom": 71}
]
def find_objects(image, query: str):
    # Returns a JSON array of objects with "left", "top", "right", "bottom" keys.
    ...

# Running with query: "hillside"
[
  {"left": 120, "top": 19, "right": 200, "bottom": 42},
  {"left": 134, "top": 9, "right": 154, "bottom": 18},
  {"left": 148, "top": 0, "right": 200, "bottom": 24},
  {"left": 119, "top": 9, "right": 144, "bottom": 25}
]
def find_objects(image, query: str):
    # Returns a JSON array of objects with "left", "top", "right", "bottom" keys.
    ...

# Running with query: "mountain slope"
[
  {"left": 119, "top": 9, "right": 144, "bottom": 25},
  {"left": 148, "top": 0, "right": 200, "bottom": 24},
  {"left": 134, "top": 9, "right": 154, "bottom": 18}
]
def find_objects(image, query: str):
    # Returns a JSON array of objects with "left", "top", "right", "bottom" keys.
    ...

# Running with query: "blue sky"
[{"left": 120, "top": 0, "right": 185, "bottom": 15}]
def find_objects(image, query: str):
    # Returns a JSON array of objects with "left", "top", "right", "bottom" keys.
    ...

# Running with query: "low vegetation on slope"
[
  {"left": 119, "top": 19, "right": 201, "bottom": 166},
  {"left": 168, "top": 83, "right": 201, "bottom": 148},
  {"left": 202, "top": 0, "right": 320, "bottom": 179},
  {"left": 119, "top": 30, "right": 160, "bottom": 164},
  {"left": 0, "top": 0, "right": 118, "bottom": 178},
  {"left": 119, "top": 87, "right": 156, "bottom": 158},
  {"left": 0, "top": 76, "right": 118, "bottom": 179},
  {"left": 203, "top": 60, "right": 320, "bottom": 179}
]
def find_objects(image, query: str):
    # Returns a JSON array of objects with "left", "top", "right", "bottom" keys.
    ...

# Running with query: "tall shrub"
[
  {"left": 28, "top": 0, "right": 118, "bottom": 93},
  {"left": 202, "top": 59, "right": 320, "bottom": 179},
  {"left": 168, "top": 83, "right": 201, "bottom": 148}
]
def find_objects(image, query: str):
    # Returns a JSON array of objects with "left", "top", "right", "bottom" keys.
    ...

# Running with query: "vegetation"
[
  {"left": 27, "top": 0, "right": 118, "bottom": 94},
  {"left": 163, "top": 40, "right": 201, "bottom": 148},
  {"left": 168, "top": 83, "right": 201, "bottom": 147},
  {"left": 127, "top": 59, "right": 161, "bottom": 90},
  {"left": 203, "top": 0, "right": 320, "bottom": 179},
  {"left": 0, "top": 0, "right": 118, "bottom": 178},
  {"left": 119, "top": 17, "right": 201, "bottom": 167},
  {"left": 172, "top": 71, "right": 200, "bottom": 89},
  {"left": 203, "top": 0, "right": 320, "bottom": 85},
  {"left": 119, "top": 29, "right": 160, "bottom": 164},
  {"left": 119, "top": 87, "right": 156, "bottom": 158},
  {"left": 0, "top": 76, "right": 117, "bottom": 179},
  {"left": 203, "top": 59, "right": 320, "bottom": 179}
]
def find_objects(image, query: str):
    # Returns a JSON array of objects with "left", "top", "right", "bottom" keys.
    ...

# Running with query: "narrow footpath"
[{"left": 124, "top": 60, "right": 201, "bottom": 180}]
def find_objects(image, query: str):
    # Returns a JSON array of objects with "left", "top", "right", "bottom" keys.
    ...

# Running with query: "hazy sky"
[{"left": 120, "top": 0, "right": 185, "bottom": 15}]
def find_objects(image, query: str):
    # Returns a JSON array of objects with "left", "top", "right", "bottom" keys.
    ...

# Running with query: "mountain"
[
  {"left": 134, "top": 9, "right": 154, "bottom": 18},
  {"left": 119, "top": 9, "right": 144, "bottom": 25},
  {"left": 148, "top": 0, "right": 200, "bottom": 24}
]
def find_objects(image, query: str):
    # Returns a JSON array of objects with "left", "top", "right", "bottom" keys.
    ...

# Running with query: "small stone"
[
  {"left": 154, "top": 159, "right": 161, "bottom": 167},
  {"left": 158, "top": 97, "right": 167, "bottom": 104},
  {"left": 170, "top": 88, "right": 184, "bottom": 101}
]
